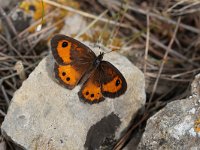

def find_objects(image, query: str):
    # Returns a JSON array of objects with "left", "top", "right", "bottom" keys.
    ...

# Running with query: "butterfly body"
[
  {"left": 92, "top": 52, "right": 104, "bottom": 67},
  {"left": 51, "top": 34, "right": 127, "bottom": 104}
]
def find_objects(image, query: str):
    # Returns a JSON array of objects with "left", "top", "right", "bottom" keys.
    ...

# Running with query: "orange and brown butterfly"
[{"left": 51, "top": 34, "right": 127, "bottom": 104}]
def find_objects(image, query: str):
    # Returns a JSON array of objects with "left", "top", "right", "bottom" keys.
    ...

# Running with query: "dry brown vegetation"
[{"left": 0, "top": 0, "right": 200, "bottom": 149}]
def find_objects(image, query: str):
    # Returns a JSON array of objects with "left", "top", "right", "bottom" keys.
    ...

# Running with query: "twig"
[
  {"left": 0, "top": 34, "right": 27, "bottom": 63},
  {"left": 0, "top": 85, "right": 10, "bottom": 106},
  {"left": 146, "top": 72, "right": 191, "bottom": 82},
  {"left": 168, "top": 1, "right": 200, "bottom": 16},
  {"left": 171, "top": 68, "right": 200, "bottom": 78},
  {"left": 133, "top": 28, "right": 200, "bottom": 67},
  {"left": 0, "top": 109, "right": 6, "bottom": 117},
  {"left": 111, "top": 0, "right": 200, "bottom": 34},
  {"left": 167, "top": 0, "right": 187, "bottom": 12},
  {"left": 0, "top": 61, "right": 39, "bottom": 82}
]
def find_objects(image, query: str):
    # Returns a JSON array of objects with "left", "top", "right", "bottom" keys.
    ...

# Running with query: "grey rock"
[
  {"left": 138, "top": 73, "right": 200, "bottom": 150},
  {"left": 1, "top": 44, "right": 145, "bottom": 150}
]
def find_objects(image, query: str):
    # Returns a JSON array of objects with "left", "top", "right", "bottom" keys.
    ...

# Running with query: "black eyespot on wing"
[
  {"left": 62, "top": 72, "right": 66, "bottom": 76},
  {"left": 62, "top": 42, "right": 68, "bottom": 47},
  {"left": 115, "top": 79, "right": 120, "bottom": 86}
]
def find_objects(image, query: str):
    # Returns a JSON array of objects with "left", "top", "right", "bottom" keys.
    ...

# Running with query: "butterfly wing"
[
  {"left": 78, "top": 69, "right": 105, "bottom": 103},
  {"left": 99, "top": 61, "right": 127, "bottom": 98},
  {"left": 51, "top": 34, "right": 96, "bottom": 89},
  {"left": 78, "top": 61, "right": 127, "bottom": 103},
  {"left": 55, "top": 63, "right": 87, "bottom": 90},
  {"left": 51, "top": 34, "right": 96, "bottom": 65}
]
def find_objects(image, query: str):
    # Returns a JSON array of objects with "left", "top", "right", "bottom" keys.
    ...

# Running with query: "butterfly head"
[
  {"left": 98, "top": 52, "right": 104, "bottom": 60},
  {"left": 93, "top": 52, "right": 104, "bottom": 67}
]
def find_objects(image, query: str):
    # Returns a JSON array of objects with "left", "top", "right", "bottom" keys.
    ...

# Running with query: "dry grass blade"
[
  {"left": 113, "top": 113, "right": 149, "bottom": 150},
  {"left": 167, "top": 0, "right": 187, "bottom": 12},
  {"left": 0, "top": 34, "right": 26, "bottom": 63},
  {"left": 112, "top": 0, "right": 200, "bottom": 34},
  {"left": 43, "top": 0, "right": 131, "bottom": 29},
  {"left": 75, "top": 9, "right": 108, "bottom": 38},
  {"left": 0, "top": 61, "right": 39, "bottom": 82},
  {"left": 130, "top": 26, "right": 200, "bottom": 68},
  {"left": 167, "top": 0, "right": 200, "bottom": 16},
  {"left": 0, "top": 109, "right": 6, "bottom": 116},
  {"left": 148, "top": 17, "right": 181, "bottom": 107},
  {"left": 144, "top": 13, "right": 150, "bottom": 75},
  {"left": 0, "top": 85, "right": 10, "bottom": 106},
  {"left": 171, "top": 68, "right": 200, "bottom": 78}
]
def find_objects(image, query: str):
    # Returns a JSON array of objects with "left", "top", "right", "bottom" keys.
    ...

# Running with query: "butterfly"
[{"left": 51, "top": 34, "right": 127, "bottom": 104}]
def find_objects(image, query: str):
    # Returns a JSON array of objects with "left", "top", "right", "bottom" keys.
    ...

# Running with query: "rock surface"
[
  {"left": 1, "top": 44, "right": 145, "bottom": 150},
  {"left": 138, "top": 73, "right": 200, "bottom": 150}
]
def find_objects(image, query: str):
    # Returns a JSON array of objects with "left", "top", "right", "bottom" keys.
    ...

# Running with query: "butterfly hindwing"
[
  {"left": 78, "top": 70, "right": 105, "bottom": 103},
  {"left": 99, "top": 61, "right": 127, "bottom": 98},
  {"left": 54, "top": 63, "right": 83, "bottom": 89},
  {"left": 78, "top": 61, "right": 127, "bottom": 103}
]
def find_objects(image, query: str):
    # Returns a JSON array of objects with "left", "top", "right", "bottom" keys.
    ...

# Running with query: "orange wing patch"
[
  {"left": 56, "top": 40, "right": 72, "bottom": 64},
  {"left": 55, "top": 64, "right": 82, "bottom": 89},
  {"left": 78, "top": 79, "right": 104, "bottom": 103},
  {"left": 102, "top": 76, "right": 122, "bottom": 93}
]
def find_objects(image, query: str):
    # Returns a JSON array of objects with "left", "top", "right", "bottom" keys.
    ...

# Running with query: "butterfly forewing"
[{"left": 51, "top": 34, "right": 96, "bottom": 65}]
